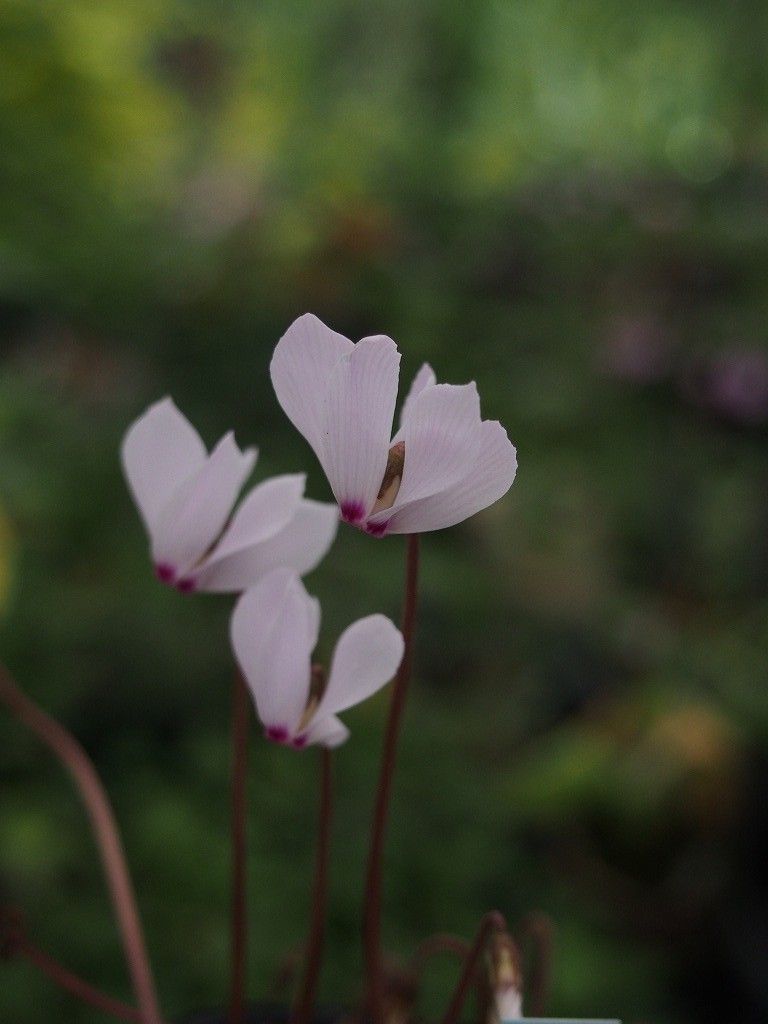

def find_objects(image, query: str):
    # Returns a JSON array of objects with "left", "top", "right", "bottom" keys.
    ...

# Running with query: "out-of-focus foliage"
[{"left": 1, "top": 1, "right": 767, "bottom": 1022}]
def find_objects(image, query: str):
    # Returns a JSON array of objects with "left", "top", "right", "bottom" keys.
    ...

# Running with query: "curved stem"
[
  {"left": 406, "top": 933, "right": 478, "bottom": 1023},
  {"left": 363, "top": 533, "right": 420, "bottom": 1024},
  {"left": 229, "top": 671, "right": 250, "bottom": 1024},
  {"left": 409, "top": 933, "right": 470, "bottom": 980},
  {"left": 290, "top": 748, "right": 333, "bottom": 1024},
  {"left": 441, "top": 912, "right": 507, "bottom": 1024},
  {"left": 0, "top": 664, "right": 163, "bottom": 1024},
  {"left": 6, "top": 923, "right": 141, "bottom": 1022}
]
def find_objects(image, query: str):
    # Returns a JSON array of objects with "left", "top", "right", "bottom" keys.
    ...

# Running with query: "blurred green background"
[{"left": 1, "top": 1, "right": 768, "bottom": 1021}]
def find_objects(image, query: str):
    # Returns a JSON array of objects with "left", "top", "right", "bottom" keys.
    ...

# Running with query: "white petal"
[
  {"left": 230, "top": 569, "right": 318, "bottom": 735},
  {"left": 370, "top": 383, "right": 482, "bottom": 520},
  {"left": 396, "top": 362, "right": 436, "bottom": 436},
  {"left": 320, "top": 335, "right": 400, "bottom": 521},
  {"left": 316, "top": 614, "right": 403, "bottom": 719},
  {"left": 303, "top": 714, "right": 350, "bottom": 749},
  {"left": 202, "top": 474, "right": 305, "bottom": 564},
  {"left": 383, "top": 419, "right": 517, "bottom": 534},
  {"left": 270, "top": 313, "right": 354, "bottom": 457},
  {"left": 120, "top": 397, "right": 207, "bottom": 537},
  {"left": 194, "top": 499, "right": 338, "bottom": 592},
  {"left": 151, "top": 432, "right": 256, "bottom": 577}
]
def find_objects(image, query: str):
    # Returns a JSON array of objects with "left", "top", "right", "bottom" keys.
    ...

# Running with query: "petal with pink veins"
[
  {"left": 194, "top": 499, "right": 338, "bottom": 592},
  {"left": 204, "top": 473, "right": 305, "bottom": 563},
  {"left": 320, "top": 335, "right": 400, "bottom": 522},
  {"left": 393, "top": 362, "right": 436, "bottom": 440},
  {"left": 382, "top": 419, "right": 517, "bottom": 534},
  {"left": 270, "top": 314, "right": 354, "bottom": 458},
  {"left": 151, "top": 432, "right": 256, "bottom": 578},
  {"left": 316, "top": 614, "right": 404, "bottom": 720},
  {"left": 121, "top": 397, "right": 207, "bottom": 539},
  {"left": 371, "top": 383, "right": 482, "bottom": 521},
  {"left": 230, "top": 569, "right": 318, "bottom": 737}
]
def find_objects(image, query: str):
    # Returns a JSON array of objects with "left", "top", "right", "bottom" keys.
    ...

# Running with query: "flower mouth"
[
  {"left": 154, "top": 562, "right": 176, "bottom": 584},
  {"left": 339, "top": 443, "right": 405, "bottom": 530},
  {"left": 340, "top": 500, "right": 366, "bottom": 524},
  {"left": 265, "top": 725, "right": 290, "bottom": 745},
  {"left": 154, "top": 563, "right": 198, "bottom": 593},
  {"left": 365, "top": 520, "right": 389, "bottom": 537},
  {"left": 265, "top": 725, "right": 307, "bottom": 749}
]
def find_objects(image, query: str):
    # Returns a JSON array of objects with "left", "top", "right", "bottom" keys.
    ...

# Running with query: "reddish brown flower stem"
[
  {"left": 0, "top": 664, "right": 163, "bottom": 1024},
  {"left": 520, "top": 911, "right": 555, "bottom": 1016},
  {"left": 362, "top": 533, "right": 420, "bottom": 1024},
  {"left": 440, "top": 912, "right": 507, "bottom": 1024},
  {"left": 409, "top": 933, "right": 471, "bottom": 980},
  {"left": 229, "top": 671, "right": 250, "bottom": 1024},
  {"left": 290, "top": 748, "right": 333, "bottom": 1024},
  {"left": 6, "top": 922, "right": 141, "bottom": 1022}
]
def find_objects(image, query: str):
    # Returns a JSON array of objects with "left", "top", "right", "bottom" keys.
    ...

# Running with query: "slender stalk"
[
  {"left": 0, "top": 664, "right": 163, "bottom": 1024},
  {"left": 362, "top": 533, "right": 420, "bottom": 1024},
  {"left": 290, "top": 748, "right": 333, "bottom": 1024},
  {"left": 229, "top": 671, "right": 250, "bottom": 1024},
  {"left": 10, "top": 929, "right": 141, "bottom": 1022},
  {"left": 441, "top": 912, "right": 507, "bottom": 1024},
  {"left": 409, "top": 933, "right": 470, "bottom": 980},
  {"left": 406, "top": 934, "right": 478, "bottom": 1023},
  {"left": 520, "top": 911, "right": 555, "bottom": 1016}
]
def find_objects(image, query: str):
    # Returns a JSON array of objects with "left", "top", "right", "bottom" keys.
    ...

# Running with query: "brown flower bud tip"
[
  {"left": 382, "top": 958, "right": 419, "bottom": 1024},
  {"left": 309, "top": 663, "right": 326, "bottom": 700},
  {"left": 373, "top": 441, "right": 405, "bottom": 514},
  {"left": 487, "top": 930, "right": 524, "bottom": 1023},
  {"left": 296, "top": 665, "right": 327, "bottom": 735},
  {"left": 489, "top": 930, "right": 523, "bottom": 995}
]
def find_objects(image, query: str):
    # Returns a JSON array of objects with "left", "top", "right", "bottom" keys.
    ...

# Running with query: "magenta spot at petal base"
[
  {"left": 292, "top": 735, "right": 308, "bottom": 749},
  {"left": 265, "top": 725, "right": 289, "bottom": 744},
  {"left": 176, "top": 577, "right": 197, "bottom": 594},
  {"left": 154, "top": 562, "right": 176, "bottom": 584},
  {"left": 340, "top": 500, "right": 366, "bottom": 524},
  {"left": 366, "top": 520, "right": 389, "bottom": 537}
]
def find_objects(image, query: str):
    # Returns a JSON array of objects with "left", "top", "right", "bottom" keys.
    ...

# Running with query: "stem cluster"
[{"left": 2, "top": 534, "right": 542, "bottom": 1024}]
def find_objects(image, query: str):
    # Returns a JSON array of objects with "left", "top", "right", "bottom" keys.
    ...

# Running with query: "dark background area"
[{"left": 1, "top": 2, "right": 768, "bottom": 1021}]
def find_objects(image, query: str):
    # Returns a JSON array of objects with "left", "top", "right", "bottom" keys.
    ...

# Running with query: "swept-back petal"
[
  {"left": 303, "top": 714, "right": 350, "bottom": 749},
  {"left": 151, "top": 432, "right": 256, "bottom": 576},
  {"left": 382, "top": 419, "right": 517, "bottom": 534},
  {"left": 316, "top": 614, "right": 403, "bottom": 719},
  {"left": 396, "top": 362, "right": 436, "bottom": 437},
  {"left": 320, "top": 335, "right": 400, "bottom": 521},
  {"left": 370, "top": 383, "right": 482, "bottom": 521},
  {"left": 230, "top": 569, "right": 318, "bottom": 735},
  {"left": 194, "top": 499, "right": 338, "bottom": 592},
  {"left": 270, "top": 314, "right": 354, "bottom": 456},
  {"left": 204, "top": 474, "right": 306, "bottom": 563},
  {"left": 121, "top": 397, "right": 207, "bottom": 536}
]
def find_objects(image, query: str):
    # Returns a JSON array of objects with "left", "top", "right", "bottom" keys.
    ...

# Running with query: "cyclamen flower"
[
  {"left": 231, "top": 569, "right": 404, "bottom": 748},
  {"left": 121, "top": 398, "right": 338, "bottom": 592},
  {"left": 270, "top": 314, "right": 517, "bottom": 536}
]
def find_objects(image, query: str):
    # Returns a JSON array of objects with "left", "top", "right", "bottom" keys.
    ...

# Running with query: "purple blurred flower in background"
[
  {"left": 601, "top": 315, "right": 674, "bottom": 384},
  {"left": 682, "top": 348, "right": 768, "bottom": 425}
]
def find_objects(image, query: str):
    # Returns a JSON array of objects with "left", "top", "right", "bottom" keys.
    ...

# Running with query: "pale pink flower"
[
  {"left": 230, "top": 569, "right": 404, "bottom": 748},
  {"left": 121, "top": 397, "right": 338, "bottom": 593},
  {"left": 270, "top": 314, "right": 517, "bottom": 536}
]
